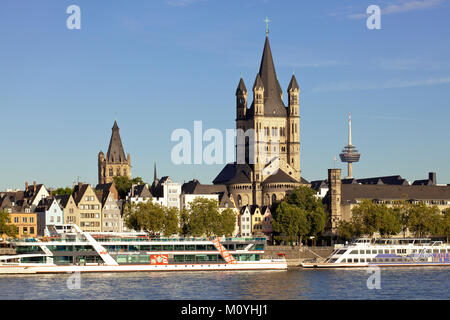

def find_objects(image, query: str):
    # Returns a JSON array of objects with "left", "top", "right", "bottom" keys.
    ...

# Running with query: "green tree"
[
  {"left": 52, "top": 187, "right": 74, "bottom": 196},
  {"left": 272, "top": 201, "right": 309, "bottom": 244},
  {"left": 113, "top": 176, "right": 146, "bottom": 199},
  {"left": 442, "top": 209, "right": 450, "bottom": 243},
  {"left": 337, "top": 220, "right": 355, "bottom": 241},
  {"left": 0, "top": 210, "right": 18, "bottom": 238},
  {"left": 407, "top": 203, "right": 441, "bottom": 237},
  {"left": 217, "top": 208, "right": 237, "bottom": 237},
  {"left": 379, "top": 207, "right": 402, "bottom": 237},
  {"left": 123, "top": 200, "right": 166, "bottom": 235},
  {"left": 185, "top": 198, "right": 222, "bottom": 237},
  {"left": 350, "top": 199, "right": 384, "bottom": 236},
  {"left": 271, "top": 186, "right": 327, "bottom": 244},
  {"left": 163, "top": 206, "right": 180, "bottom": 236}
]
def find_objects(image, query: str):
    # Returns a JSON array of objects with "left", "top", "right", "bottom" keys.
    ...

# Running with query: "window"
[
  {"left": 30, "top": 227, "right": 34, "bottom": 234},
  {"left": 23, "top": 217, "right": 27, "bottom": 223},
  {"left": 14, "top": 217, "right": 19, "bottom": 223}
]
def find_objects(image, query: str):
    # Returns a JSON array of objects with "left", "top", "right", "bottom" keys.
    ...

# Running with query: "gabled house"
[
  {"left": 239, "top": 206, "right": 252, "bottom": 237},
  {"left": 73, "top": 183, "right": 102, "bottom": 232},
  {"left": 250, "top": 205, "right": 264, "bottom": 235},
  {"left": 36, "top": 197, "right": 65, "bottom": 236},
  {"left": 55, "top": 194, "right": 80, "bottom": 226},
  {"left": 95, "top": 183, "right": 122, "bottom": 232}
]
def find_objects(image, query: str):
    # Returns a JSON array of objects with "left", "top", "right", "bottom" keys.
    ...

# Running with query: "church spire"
[
  {"left": 154, "top": 162, "right": 158, "bottom": 182},
  {"left": 258, "top": 36, "right": 282, "bottom": 102},
  {"left": 106, "top": 121, "right": 126, "bottom": 163}
]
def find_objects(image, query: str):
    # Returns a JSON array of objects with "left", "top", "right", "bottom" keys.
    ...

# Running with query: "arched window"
[
  {"left": 272, "top": 194, "right": 277, "bottom": 204},
  {"left": 238, "top": 195, "right": 242, "bottom": 207},
  {"left": 109, "top": 168, "right": 113, "bottom": 177}
]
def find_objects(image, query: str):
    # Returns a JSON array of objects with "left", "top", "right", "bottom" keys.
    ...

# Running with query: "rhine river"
[{"left": 0, "top": 268, "right": 448, "bottom": 300}]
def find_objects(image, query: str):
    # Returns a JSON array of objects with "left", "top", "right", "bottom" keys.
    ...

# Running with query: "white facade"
[
  {"left": 153, "top": 177, "right": 181, "bottom": 209},
  {"left": 239, "top": 206, "right": 252, "bottom": 237}
]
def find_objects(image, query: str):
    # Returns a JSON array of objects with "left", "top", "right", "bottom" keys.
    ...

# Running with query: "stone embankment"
[{"left": 263, "top": 245, "right": 334, "bottom": 267}]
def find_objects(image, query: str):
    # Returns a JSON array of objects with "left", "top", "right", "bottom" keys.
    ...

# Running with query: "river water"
[{"left": 0, "top": 268, "right": 448, "bottom": 300}]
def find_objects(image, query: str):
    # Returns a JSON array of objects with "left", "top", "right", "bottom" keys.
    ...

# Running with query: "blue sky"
[{"left": 1, "top": 0, "right": 450, "bottom": 190}]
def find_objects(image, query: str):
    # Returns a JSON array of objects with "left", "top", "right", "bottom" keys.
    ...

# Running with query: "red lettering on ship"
[{"left": 150, "top": 254, "right": 169, "bottom": 265}]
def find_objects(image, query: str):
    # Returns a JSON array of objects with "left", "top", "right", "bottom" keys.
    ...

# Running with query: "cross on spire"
[{"left": 265, "top": 17, "right": 270, "bottom": 36}]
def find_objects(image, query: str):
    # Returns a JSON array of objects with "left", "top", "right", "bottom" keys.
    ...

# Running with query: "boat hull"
[
  {"left": 301, "top": 262, "right": 450, "bottom": 268},
  {"left": 0, "top": 260, "right": 287, "bottom": 274}
]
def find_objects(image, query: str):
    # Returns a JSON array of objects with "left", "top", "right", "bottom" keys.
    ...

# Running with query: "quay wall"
[{"left": 263, "top": 246, "right": 334, "bottom": 267}]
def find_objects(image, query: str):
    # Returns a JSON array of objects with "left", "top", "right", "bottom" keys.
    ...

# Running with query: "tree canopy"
[
  {"left": 0, "top": 210, "right": 18, "bottom": 239},
  {"left": 338, "top": 200, "right": 445, "bottom": 240},
  {"left": 271, "top": 186, "right": 327, "bottom": 244},
  {"left": 182, "top": 198, "right": 236, "bottom": 238},
  {"left": 52, "top": 187, "right": 74, "bottom": 196},
  {"left": 123, "top": 200, "right": 179, "bottom": 236},
  {"left": 113, "top": 176, "right": 146, "bottom": 200}
]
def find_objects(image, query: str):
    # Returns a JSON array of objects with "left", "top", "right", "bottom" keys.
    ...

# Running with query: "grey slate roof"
[
  {"left": 342, "top": 175, "right": 409, "bottom": 186},
  {"left": 340, "top": 184, "right": 450, "bottom": 204},
  {"left": 287, "top": 74, "right": 299, "bottom": 91},
  {"left": 258, "top": 36, "right": 287, "bottom": 117},
  {"left": 263, "top": 169, "right": 299, "bottom": 184},
  {"left": 106, "top": 121, "right": 127, "bottom": 163},
  {"left": 236, "top": 78, "right": 247, "bottom": 95}
]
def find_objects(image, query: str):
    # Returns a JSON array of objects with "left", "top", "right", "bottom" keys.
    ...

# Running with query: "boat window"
[
  {"left": 365, "top": 250, "right": 371, "bottom": 254},
  {"left": 174, "top": 255, "right": 184, "bottom": 262},
  {"left": 174, "top": 245, "right": 184, "bottom": 251},
  {"left": 185, "top": 255, "right": 195, "bottom": 262},
  {"left": 206, "top": 245, "right": 216, "bottom": 251},
  {"left": 384, "top": 250, "right": 389, "bottom": 254},
  {"left": 360, "top": 258, "right": 365, "bottom": 262},
  {"left": 116, "top": 255, "right": 127, "bottom": 263},
  {"left": 195, "top": 245, "right": 206, "bottom": 251},
  {"left": 337, "top": 250, "right": 347, "bottom": 255},
  {"left": 151, "top": 245, "right": 162, "bottom": 251},
  {"left": 433, "top": 249, "right": 439, "bottom": 253},
  {"left": 139, "top": 255, "right": 150, "bottom": 263},
  {"left": 185, "top": 245, "right": 195, "bottom": 251},
  {"left": 440, "top": 249, "right": 445, "bottom": 253},
  {"left": 163, "top": 245, "right": 174, "bottom": 251},
  {"left": 354, "top": 259, "right": 359, "bottom": 263},
  {"left": 350, "top": 250, "right": 358, "bottom": 254},
  {"left": 207, "top": 255, "right": 218, "bottom": 261},
  {"left": 329, "top": 259, "right": 338, "bottom": 263},
  {"left": 372, "top": 250, "right": 377, "bottom": 254},
  {"left": 140, "top": 245, "right": 151, "bottom": 251}
]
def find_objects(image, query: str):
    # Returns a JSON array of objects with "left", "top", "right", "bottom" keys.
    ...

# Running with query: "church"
[
  {"left": 98, "top": 121, "right": 131, "bottom": 185},
  {"left": 213, "top": 34, "right": 309, "bottom": 208}
]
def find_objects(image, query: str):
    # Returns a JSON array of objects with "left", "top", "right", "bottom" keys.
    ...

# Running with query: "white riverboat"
[
  {"left": 301, "top": 238, "right": 450, "bottom": 268},
  {"left": 0, "top": 224, "right": 286, "bottom": 274}
]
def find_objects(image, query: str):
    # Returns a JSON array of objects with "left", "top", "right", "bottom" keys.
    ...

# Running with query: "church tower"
[
  {"left": 98, "top": 121, "right": 131, "bottom": 185},
  {"left": 214, "top": 29, "right": 307, "bottom": 208}
]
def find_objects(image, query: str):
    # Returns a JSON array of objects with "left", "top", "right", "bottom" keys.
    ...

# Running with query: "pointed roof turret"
[
  {"left": 256, "top": 36, "right": 286, "bottom": 117},
  {"left": 153, "top": 162, "right": 158, "bottom": 183},
  {"left": 253, "top": 74, "right": 264, "bottom": 90},
  {"left": 259, "top": 36, "right": 283, "bottom": 100},
  {"left": 236, "top": 78, "right": 247, "bottom": 95},
  {"left": 106, "top": 121, "right": 126, "bottom": 163},
  {"left": 288, "top": 74, "right": 299, "bottom": 91}
]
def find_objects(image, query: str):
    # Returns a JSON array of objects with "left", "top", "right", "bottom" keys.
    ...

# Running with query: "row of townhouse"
[{"left": 0, "top": 181, "right": 124, "bottom": 238}]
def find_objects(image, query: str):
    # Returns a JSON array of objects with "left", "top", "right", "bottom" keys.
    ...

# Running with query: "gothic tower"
[
  {"left": 214, "top": 33, "right": 307, "bottom": 208},
  {"left": 98, "top": 121, "right": 131, "bottom": 185}
]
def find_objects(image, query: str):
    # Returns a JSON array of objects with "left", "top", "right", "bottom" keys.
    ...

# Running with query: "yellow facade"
[{"left": 9, "top": 212, "right": 38, "bottom": 238}]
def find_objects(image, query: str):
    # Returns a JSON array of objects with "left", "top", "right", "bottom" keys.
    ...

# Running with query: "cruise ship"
[
  {"left": 301, "top": 238, "right": 450, "bottom": 268},
  {"left": 0, "top": 225, "right": 287, "bottom": 274}
]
